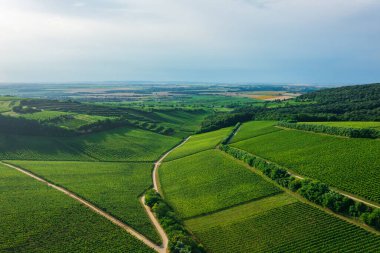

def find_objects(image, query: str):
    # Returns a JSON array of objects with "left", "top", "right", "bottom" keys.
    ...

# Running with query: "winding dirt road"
[
  {"left": 1, "top": 161, "right": 163, "bottom": 252},
  {"left": 0, "top": 137, "right": 191, "bottom": 253}
]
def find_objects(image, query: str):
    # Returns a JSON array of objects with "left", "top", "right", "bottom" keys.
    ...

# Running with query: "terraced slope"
[
  {"left": 0, "top": 163, "right": 154, "bottom": 253},
  {"left": 186, "top": 194, "right": 380, "bottom": 253},
  {"left": 159, "top": 150, "right": 281, "bottom": 218},
  {"left": 232, "top": 128, "right": 380, "bottom": 203},
  {"left": 9, "top": 161, "right": 161, "bottom": 243}
]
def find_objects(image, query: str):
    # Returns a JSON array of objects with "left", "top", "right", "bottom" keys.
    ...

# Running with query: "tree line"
[
  {"left": 219, "top": 145, "right": 380, "bottom": 230},
  {"left": 277, "top": 122, "right": 380, "bottom": 139},
  {"left": 145, "top": 190, "right": 205, "bottom": 253}
]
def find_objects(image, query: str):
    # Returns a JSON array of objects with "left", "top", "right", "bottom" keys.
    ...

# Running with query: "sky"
[{"left": 0, "top": 0, "right": 379, "bottom": 84}]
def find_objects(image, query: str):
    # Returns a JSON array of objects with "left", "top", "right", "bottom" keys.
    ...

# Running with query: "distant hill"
[{"left": 200, "top": 83, "right": 380, "bottom": 132}]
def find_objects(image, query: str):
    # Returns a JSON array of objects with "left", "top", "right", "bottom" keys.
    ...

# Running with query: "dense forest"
[{"left": 200, "top": 83, "right": 380, "bottom": 132}]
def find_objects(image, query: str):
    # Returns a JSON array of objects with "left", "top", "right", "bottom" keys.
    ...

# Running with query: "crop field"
[
  {"left": 232, "top": 129, "right": 380, "bottom": 202},
  {"left": 58, "top": 114, "right": 111, "bottom": 129},
  {"left": 164, "top": 127, "right": 232, "bottom": 161},
  {"left": 159, "top": 150, "right": 281, "bottom": 218},
  {"left": 0, "top": 163, "right": 154, "bottom": 253},
  {"left": 299, "top": 121, "right": 380, "bottom": 129},
  {"left": 9, "top": 161, "right": 161, "bottom": 243},
  {"left": 186, "top": 194, "right": 380, "bottom": 253},
  {"left": 154, "top": 109, "right": 208, "bottom": 137},
  {"left": 230, "top": 120, "right": 281, "bottom": 143},
  {"left": 65, "top": 126, "right": 180, "bottom": 161},
  {"left": 0, "top": 133, "right": 91, "bottom": 161},
  {"left": 10, "top": 110, "right": 71, "bottom": 121}
]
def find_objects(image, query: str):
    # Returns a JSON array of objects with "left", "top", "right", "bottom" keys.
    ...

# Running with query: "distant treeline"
[
  {"left": 200, "top": 83, "right": 380, "bottom": 132},
  {"left": 220, "top": 145, "right": 380, "bottom": 230},
  {"left": 277, "top": 122, "right": 380, "bottom": 139}
]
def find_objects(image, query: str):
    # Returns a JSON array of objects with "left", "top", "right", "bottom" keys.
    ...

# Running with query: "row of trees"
[
  {"left": 219, "top": 145, "right": 380, "bottom": 230},
  {"left": 278, "top": 122, "right": 380, "bottom": 139},
  {"left": 144, "top": 190, "right": 205, "bottom": 253}
]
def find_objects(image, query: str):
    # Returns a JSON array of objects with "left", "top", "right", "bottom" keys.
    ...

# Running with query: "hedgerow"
[
  {"left": 144, "top": 190, "right": 205, "bottom": 253},
  {"left": 278, "top": 121, "right": 380, "bottom": 138},
  {"left": 219, "top": 145, "right": 380, "bottom": 230}
]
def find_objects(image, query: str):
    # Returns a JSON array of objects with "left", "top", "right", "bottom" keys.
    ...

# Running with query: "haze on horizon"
[{"left": 0, "top": 0, "right": 379, "bottom": 84}]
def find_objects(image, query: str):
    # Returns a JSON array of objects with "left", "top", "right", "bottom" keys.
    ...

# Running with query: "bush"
[{"left": 144, "top": 190, "right": 205, "bottom": 253}]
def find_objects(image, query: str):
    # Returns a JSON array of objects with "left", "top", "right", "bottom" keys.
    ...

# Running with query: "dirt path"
[
  {"left": 153, "top": 137, "right": 191, "bottom": 192},
  {"left": 1, "top": 161, "right": 164, "bottom": 253}
]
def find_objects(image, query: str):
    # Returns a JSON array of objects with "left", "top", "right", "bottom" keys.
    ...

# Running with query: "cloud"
[{"left": 0, "top": 0, "right": 379, "bottom": 83}]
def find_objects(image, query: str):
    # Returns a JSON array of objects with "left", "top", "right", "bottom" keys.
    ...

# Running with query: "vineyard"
[
  {"left": 8, "top": 161, "right": 161, "bottom": 243},
  {"left": 0, "top": 133, "right": 91, "bottom": 161},
  {"left": 232, "top": 127, "right": 380, "bottom": 203},
  {"left": 229, "top": 120, "right": 281, "bottom": 143},
  {"left": 299, "top": 121, "right": 380, "bottom": 129},
  {"left": 159, "top": 149, "right": 281, "bottom": 218},
  {"left": 186, "top": 197, "right": 380, "bottom": 253},
  {"left": 0, "top": 163, "right": 154, "bottom": 253},
  {"left": 64, "top": 126, "right": 180, "bottom": 161},
  {"left": 164, "top": 127, "right": 232, "bottom": 161}
]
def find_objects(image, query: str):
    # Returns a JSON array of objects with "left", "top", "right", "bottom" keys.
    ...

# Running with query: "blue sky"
[{"left": 0, "top": 0, "right": 379, "bottom": 84}]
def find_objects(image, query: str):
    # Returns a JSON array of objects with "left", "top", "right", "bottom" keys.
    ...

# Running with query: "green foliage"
[
  {"left": 220, "top": 145, "right": 380, "bottom": 230},
  {"left": 9, "top": 161, "right": 161, "bottom": 243},
  {"left": 279, "top": 121, "right": 380, "bottom": 138},
  {"left": 299, "top": 121, "right": 380, "bottom": 129},
  {"left": 0, "top": 164, "right": 154, "bottom": 253},
  {"left": 186, "top": 199, "right": 380, "bottom": 253},
  {"left": 144, "top": 190, "right": 205, "bottom": 253},
  {"left": 65, "top": 126, "right": 180, "bottom": 161},
  {"left": 0, "top": 133, "right": 90, "bottom": 161},
  {"left": 220, "top": 122, "right": 241, "bottom": 145},
  {"left": 231, "top": 128, "right": 380, "bottom": 203},
  {"left": 199, "top": 83, "right": 380, "bottom": 132},
  {"left": 159, "top": 150, "right": 281, "bottom": 218},
  {"left": 165, "top": 127, "right": 232, "bottom": 161},
  {"left": 230, "top": 120, "right": 281, "bottom": 143}
]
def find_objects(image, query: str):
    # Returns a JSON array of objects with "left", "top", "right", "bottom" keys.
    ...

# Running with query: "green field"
[
  {"left": 299, "top": 121, "right": 380, "bottom": 129},
  {"left": 186, "top": 194, "right": 380, "bottom": 252},
  {"left": 0, "top": 163, "right": 154, "bottom": 253},
  {"left": 159, "top": 150, "right": 281, "bottom": 218},
  {"left": 230, "top": 121, "right": 280, "bottom": 143},
  {"left": 65, "top": 126, "right": 180, "bottom": 161},
  {"left": 0, "top": 133, "right": 91, "bottom": 161},
  {"left": 232, "top": 128, "right": 380, "bottom": 202},
  {"left": 154, "top": 109, "right": 208, "bottom": 138},
  {"left": 164, "top": 127, "right": 232, "bottom": 161},
  {"left": 8, "top": 160, "right": 161, "bottom": 243}
]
